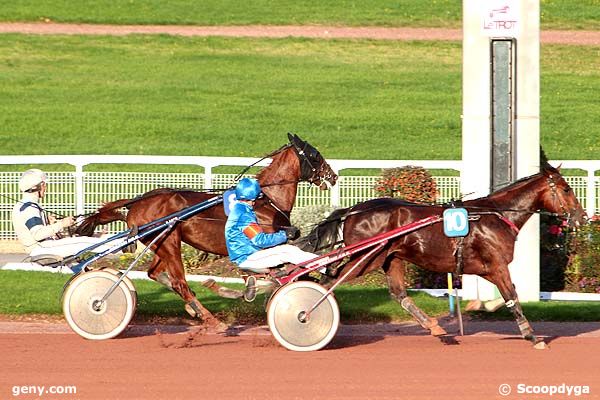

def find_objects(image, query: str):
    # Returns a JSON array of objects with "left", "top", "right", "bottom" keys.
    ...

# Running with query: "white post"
[
  {"left": 461, "top": 0, "right": 497, "bottom": 301},
  {"left": 587, "top": 168, "right": 596, "bottom": 218},
  {"left": 204, "top": 165, "right": 213, "bottom": 189},
  {"left": 331, "top": 167, "right": 341, "bottom": 207},
  {"left": 462, "top": 0, "right": 540, "bottom": 302},
  {"left": 510, "top": 0, "right": 540, "bottom": 302},
  {"left": 73, "top": 164, "right": 85, "bottom": 217}
]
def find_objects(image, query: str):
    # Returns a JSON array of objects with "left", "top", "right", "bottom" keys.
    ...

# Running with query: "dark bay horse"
[
  {"left": 78, "top": 133, "right": 337, "bottom": 325},
  {"left": 300, "top": 165, "right": 586, "bottom": 346}
]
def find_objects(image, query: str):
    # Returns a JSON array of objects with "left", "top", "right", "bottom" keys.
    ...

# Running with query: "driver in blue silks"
[{"left": 225, "top": 177, "right": 317, "bottom": 301}]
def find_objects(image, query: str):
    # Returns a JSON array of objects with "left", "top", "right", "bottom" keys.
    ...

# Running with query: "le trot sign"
[{"left": 480, "top": 0, "right": 521, "bottom": 38}]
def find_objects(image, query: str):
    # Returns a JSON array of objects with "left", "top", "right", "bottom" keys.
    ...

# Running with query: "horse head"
[
  {"left": 541, "top": 165, "right": 587, "bottom": 228},
  {"left": 288, "top": 132, "right": 338, "bottom": 189}
]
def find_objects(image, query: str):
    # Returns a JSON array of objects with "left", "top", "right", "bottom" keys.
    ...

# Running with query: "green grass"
[
  {"left": 540, "top": 45, "right": 600, "bottom": 159},
  {"left": 1, "top": 35, "right": 599, "bottom": 162},
  {"left": 540, "top": 0, "right": 600, "bottom": 30},
  {"left": 0, "top": 0, "right": 598, "bottom": 30},
  {"left": 0, "top": 270, "right": 261, "bottom": 321},
  {"left": 1, "top": 270, "right": 598, "bottom": 323},
  {"left": 0, "top": 35, "right": 463, "bottom": 159}
]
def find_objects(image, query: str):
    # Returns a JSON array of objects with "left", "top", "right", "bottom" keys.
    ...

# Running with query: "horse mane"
[
  {"left": 296, "top": 208, "right": 349, "bottom": 253},
  {"left": 486, "top": 163, "right": 559, "bottom": 199},
  {"left": 254, "top": 144, "right": 294, "bottom": 184},
  {"left": 75, "top": 198, "right": 131, "bottom": 236}
]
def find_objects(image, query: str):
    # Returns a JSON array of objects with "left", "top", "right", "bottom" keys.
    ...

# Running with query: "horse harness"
[
  {"left": 452, "top": 212, "right": 520, "bottom": 276},
  {"left": 289, "top": 138, "right": 335, "bottom": 188},
  {"left": 546, "top": 172, "right": 575, "bottom": 224}
]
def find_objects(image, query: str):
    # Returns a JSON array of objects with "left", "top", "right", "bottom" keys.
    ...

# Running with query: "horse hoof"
[
  {"left": 202, "top": 279, "right": 244, "bottom": 299},
  {"left": 483, "top": 298, "right": 505, "bottom": 312},
  {"left": 202, "top": 278, "right": 217, "bottom": 289},
  {"left": 430, "top": 325, "right": 447, "bottom": 336},
  {"left": 184, "top": 303, "right": 201, "bottom": 318},
  {"left": 533, "top": 340, "right": 548, "bottom": 350},
  {"left": 185, "top": 300, "right": 207, "bottom": 319},
  {"left": 207, "top": 320, "right": 229, "bottom": 333},
  {"left": 219, "top": 287, "right": 244, "bottom": 299},
  {"left": 465, "top": 300, "right": 483, "bottom": 311}
]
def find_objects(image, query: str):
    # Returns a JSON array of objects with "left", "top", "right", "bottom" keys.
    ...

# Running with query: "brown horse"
[
  {"left": 78, "top": 133, "right": 337, "bottom": 325},
  {"left": 299, "top": 165, "right": 586, "bottom": 347}
]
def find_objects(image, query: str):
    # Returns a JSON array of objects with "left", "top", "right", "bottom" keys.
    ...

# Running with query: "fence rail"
[{"left": 1, "top": 155, "right": 598, "bottom": 239}]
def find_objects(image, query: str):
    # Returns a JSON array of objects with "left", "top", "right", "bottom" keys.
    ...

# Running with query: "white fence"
[{"left": 1, "top": 155, "right": 599, "bottom": 239}]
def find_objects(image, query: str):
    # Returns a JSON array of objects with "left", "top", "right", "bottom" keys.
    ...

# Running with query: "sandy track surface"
[
  {"left": 0, "top": 22, "right": 599, "bottom": 45},
  {"left": 1, "top": 319, "right": 600, "bottom": 400}
]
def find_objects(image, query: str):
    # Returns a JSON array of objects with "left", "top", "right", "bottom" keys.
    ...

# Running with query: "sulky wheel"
[
  {"left": 62, "top": 269, "right": 136, "bottom": 340},
  {"left": 103, "top": 268, "right": 138, "bottom": 311},
  {"left": 267, "top": 281, "right": 340, "bottom": 352}
]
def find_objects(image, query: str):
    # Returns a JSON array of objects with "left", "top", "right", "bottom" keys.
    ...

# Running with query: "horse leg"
[
  {"left": 486, "top": 267, "right": 546, "bottom": 349},
  {"left": 147, "top": 249, "right": 241, "bottom": 298},
  {"left": 151, "top": 232, "right": 222, "bottom": 326},
  {"left": 202, "top": 278, "right": 244, "bottom": 299},
  {"left": 386, "top": 258, "right": 447, "bottom": 336},
  {"left": 147, "top": 256, "right": 174, "bottom": 290}
]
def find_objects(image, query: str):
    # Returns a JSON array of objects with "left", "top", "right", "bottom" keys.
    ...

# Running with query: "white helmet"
[{"left": 19, "top": 169, "right": 47, "bottom": 192}]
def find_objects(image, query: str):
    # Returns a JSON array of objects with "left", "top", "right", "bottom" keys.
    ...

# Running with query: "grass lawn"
[
  {"left": 0, "top": 34, "right": 463, "bottom": 160},
  {"left": 1, "top": 35, "right": 598, "bottom": 162},
  {"left": 0, "top": 1, "right": 598, "bottom": 30},
  {"left": 1, "top": 270, "right": 598, "bottom": 323}
]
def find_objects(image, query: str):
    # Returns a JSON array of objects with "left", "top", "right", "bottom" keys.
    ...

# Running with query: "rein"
[
  {"left": 1, "top": 193, "right": 74, "bottom": 219},
  {"left": 233, "top": 144, "right": 291, "bottom": 182},
  {"left": 78, "top": 187, "right": 227, "bottom": 218},
  {"left": 0, "top": 192, "right": 95, "bottom": 220}
]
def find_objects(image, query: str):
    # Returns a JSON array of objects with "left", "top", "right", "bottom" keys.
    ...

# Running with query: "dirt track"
[
  {"left": 0, "top": 22, "right": 599, "bottom": 45},
  {"left": 1, "top": 320, "right": 600, "bottom": 400}
]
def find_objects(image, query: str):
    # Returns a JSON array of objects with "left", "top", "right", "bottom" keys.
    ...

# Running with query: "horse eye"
[{"left": 563, "top": 188, "right": 571, "bottom": 193}]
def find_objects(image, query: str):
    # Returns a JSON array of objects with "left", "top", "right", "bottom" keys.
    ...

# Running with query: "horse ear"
[
  {"left": 541, "top": 162, "right": 560, "bottom": 176},
  {"left": 539, "top": 146, "right": 558, "bottom": 172},
  {"left": 288, "top": 132, "right": 305, "bottom": 148}
]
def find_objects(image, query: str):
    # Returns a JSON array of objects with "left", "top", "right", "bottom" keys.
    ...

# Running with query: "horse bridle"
[
  {"left": 290, "top": 140, "right": 335, "bottom": 188},
  {"left": 546, "top": 173, "right": 576, "bottom": 224}
]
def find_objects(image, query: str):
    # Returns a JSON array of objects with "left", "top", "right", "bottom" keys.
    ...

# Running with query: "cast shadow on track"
[
  {"left": 439, "top": 314, "right": 600, "bottom": 346},
  {"left": 325, "top": 335, "right": 385, "bottom": 350}
]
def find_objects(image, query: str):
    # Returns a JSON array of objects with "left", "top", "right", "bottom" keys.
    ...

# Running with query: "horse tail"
[
  {"left": 296, "top": 207, "right": 349, "bottom": 253},
  {"left": 75, "top": 198, "right": 131, "bottom": 236}
]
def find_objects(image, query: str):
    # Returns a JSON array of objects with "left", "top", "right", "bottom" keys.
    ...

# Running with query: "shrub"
[
  {"left": 540, "top": 214, "right": 570, "bottom": 291},
  {"left": 374, "top": 166, "right": 437, "bottom": 203},
  {"left": 563, "top": 220, "right": 600, "bottom": 293},
  {"left": 537, "top": 213, "right": 600, "bottom": 293}
]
